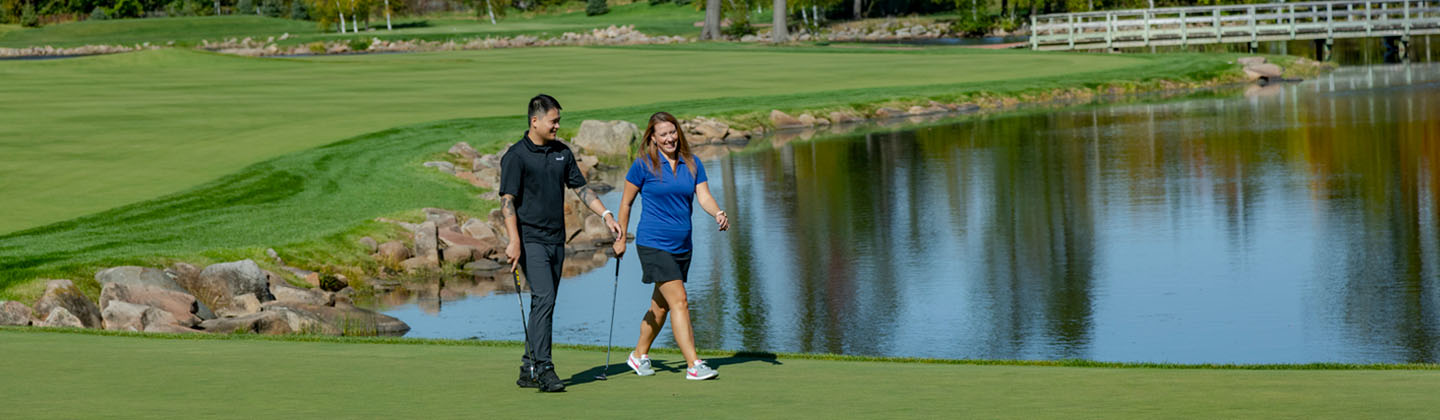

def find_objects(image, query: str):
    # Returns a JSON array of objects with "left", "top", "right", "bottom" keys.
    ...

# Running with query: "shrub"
[
  {"left": 20, "top": 2, "right": 38, "bottom": 27},
  {"left": 236, "top": 0, "right": 254, "bottom": 14},
  {"left": 585, "top": 0, "right": 607, "bottom": 15},
  {"left": 112, "top": 0, "right": 144, "bottom": 18},
  {"left": 289, "top": 0, "right": 308, "bottom": 19},
  {"left": 259, "top": 0, "right": 283, "bottom": 16},
  {"left": 346, "top": 37, "right": 370, "bottom": 51},
  {"left": 182, "top": 0, "right": 213, "bottom": 16},
  {"left": 307, "top": 41, "right": 326, "bottom": 54},
  {"left": 89, "top": 6, "right": 110, "bottom": 20}
]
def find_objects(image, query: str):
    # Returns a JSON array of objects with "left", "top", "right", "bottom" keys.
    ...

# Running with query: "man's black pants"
[{"left": 520, "top": 242, "right": 564, "bottom": 370}]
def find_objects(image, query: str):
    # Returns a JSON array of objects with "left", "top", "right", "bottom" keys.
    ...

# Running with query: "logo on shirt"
[{"left": 555, "top": 157, "right": 565, "bottom": 161}]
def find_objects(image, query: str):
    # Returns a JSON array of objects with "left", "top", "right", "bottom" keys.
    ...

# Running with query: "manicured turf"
[
  {"left": 1, "top": 329, "right": 1437, "bottom": 418},
  {"left": 0, "top": 2, "right": 715, "bottom": 48}
]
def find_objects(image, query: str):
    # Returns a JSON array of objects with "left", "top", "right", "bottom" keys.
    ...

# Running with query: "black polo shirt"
[{"left": 499, "top": 132, "right": 588, "bottom": 245}]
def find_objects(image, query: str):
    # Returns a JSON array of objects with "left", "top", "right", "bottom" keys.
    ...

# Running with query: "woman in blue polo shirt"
[{"left": 612, "top": 111, "right": 729, "bottom": 381}]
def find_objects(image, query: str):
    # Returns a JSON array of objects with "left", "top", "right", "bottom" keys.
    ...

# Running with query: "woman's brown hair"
[{"left": 640, "top": 111, "right": 697, "bottom": 178}]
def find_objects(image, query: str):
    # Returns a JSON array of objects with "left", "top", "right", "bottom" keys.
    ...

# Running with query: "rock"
[
  {"left": 33, "top": 279, "right": 102, "bottom": 329},
  {"left": 443, "top": 245, "right": 478, "bottom": 265},
  {"left": 692, "top": 120, "right": 729, "bottom": 141},
  {"left": 265, "top": 302, "right": 410, "bottom": 336},
  {"left": 358, "top": 236, "right": 379, "bottom": 253},
  {"left": 472, "top": 167, "right": 500, "bottom": 190},
  {"left": 376, "top": 240, "right": 411, "bottom": 263},
  {"left": 461, "top": 218, "right": 498, "bottom": 242},
  {"left": 1236, "top": 56, "right": 1267, "bottom": 66},
  {"left": 197, "top": 260, "right": 274, "bottom": 311},
  {"left": 573, "top": 120, "right": 640, "bottom": 157},
  {"left": 39, "top": 307, "right": 85, "bottom": 328},
  {"left": 271, "top": 282, "right": 332, "bottom": 306},
  {"left": 723, "top": 128, "right": 748, "bottom": 141},
  {"left": 797, "top": 113, "right": 817, "bottom": 126},
  {"left": 0, "top": 301, "right": 33, "bottom": 326},
  {"left": 448, "top": 142, "right": 478, "bottom": 160},
  {"left": 165, "top": 263, "right": 217, "bottom": 320},
  {"left": 265, "top": 248, "right": 281, "bottom": 263},
  {"left": 829, "top": 111, "right": 862, "bottom": 124},
  {"left": 423, "top": 208, "right": 459, "bottom": 232},
  {"left": 439, "top": 229, "right": 499, "bottom": 256},
  {"left": 95, "top": 266, "right": 182, "bottom": 292},
  {"left": 102, "top": 301, "right": 151, "bottom": 331},
  {"left": 423, "top": 161, "right": 457, "bottom": 175},
  {"left": 414, "top": 221, "right": 440, "bottom": 267},
  {"left": 400, "top": 257, "right": 430, "bottom": 272},
  {"left": 1244, "top": 63, "right": 1283, "bottom": 82},
  {"left": 464, "top": 259, "right": 503, "bottom": 272},
  {"left": 200, "top": 311, "right": 292, "bottom": 334},
  {"left": 874, "top": 107, "right": 904, "bottom": 118},
  {"left": 216, "top": 293, "right": 262, "bottom": 318},
  {"left": 575, "top": 154, "right": 600, "bottom": 177},
  {"left": 570, "top": 214, "right": 615, "bottom": 246},
  {"left": 99, "top": 282, "right": 201, "bottom": 327},
  {"left": 770, "top": 110, "right": 805, "bottom": 128}
]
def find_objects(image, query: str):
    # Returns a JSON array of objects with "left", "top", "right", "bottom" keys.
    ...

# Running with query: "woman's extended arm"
[
  {"left": 695, "top": 182, "right": 729, "bottom": 231},
  {"left": 612, "top": 181, "right": 641, "bottom": 258}
]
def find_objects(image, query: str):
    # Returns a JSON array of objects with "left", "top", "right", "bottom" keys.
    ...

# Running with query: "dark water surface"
[{"left": 386, "top": 63, "right": 1440, "bottom": 364}]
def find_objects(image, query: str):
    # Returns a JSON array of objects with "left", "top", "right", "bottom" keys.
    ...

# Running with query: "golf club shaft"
[
  {"left": 512, "top": 268, "right": 533, "bottom": 374},
  {"left": 603, "top": 257, "right": 620, "bottom": 375}
]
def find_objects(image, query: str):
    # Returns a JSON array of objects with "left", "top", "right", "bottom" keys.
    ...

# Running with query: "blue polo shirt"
[{"left": 625, "top": 155, "right": 708, "bottom": 254}]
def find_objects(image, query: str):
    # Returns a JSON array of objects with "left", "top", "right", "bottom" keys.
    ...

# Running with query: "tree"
[
  {"left": 585, "top": 0, "right": 606, "bottom": 16},
  {"left": 771, "top": 0, "right": 787, "bottom": 42},
  {"left": 700, "top": 0, "right": 720, "bottom": 39},
  {"left": 19, "top": 1, "right": 37, "bottom": 26},
  {"left": 112, "top": 0, "right": 143, "bottom": 18}
]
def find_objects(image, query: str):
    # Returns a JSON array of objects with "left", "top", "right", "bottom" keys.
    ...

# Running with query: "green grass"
[
  {"left": 0, "top": 15, "right": 319, "bottom": 48},
  {"left": 0, "top": 2, "right": 713, "bottom": 49},
  {"left": 3, "top": 329, "right": 1438, "bottom": 418},
  {"left": 0, "top": 45, "right": 1240, "bottom": 300}
]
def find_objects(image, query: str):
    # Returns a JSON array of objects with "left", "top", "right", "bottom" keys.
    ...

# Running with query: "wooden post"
[
  {"left": 1214, "top": 9, "right": 1221, "bottom": 41},
  {"left": 1180, "top": 11, "right": 1188, "bottom": 47},
  {"left": 1249, "top": 6, "right": 1257, "bottom": 45},
  {"left": 1289, "top": 4, "right": 1296, "bottom": 39},
  {"left": 1366, "top": 1, "right": 1372, "bottom": 36},
  {"left": 1143, "top": 11, "right": 1151, "bottom": 47},
  {"left": 1069, "top": 14, "right": 1076, "bottom": 49},
  {"left": 1032, "top": 14, "right": 1040, "bottom": 49},
  {"left": 1106, "top": 12, "right": 1114, "bottom": 49}
]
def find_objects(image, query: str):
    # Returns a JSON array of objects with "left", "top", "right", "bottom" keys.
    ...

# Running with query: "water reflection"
[{"left": 386, "top": 64, "right": 1440, "bottom": 364}]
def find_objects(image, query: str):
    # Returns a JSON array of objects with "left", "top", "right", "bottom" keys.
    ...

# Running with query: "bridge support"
[
  {"left": 1314, "top": 38, "right": 1334, "bottom": 62},
  {"left": 1249, "top": 41, "right": 1258, "bottom": 54}
]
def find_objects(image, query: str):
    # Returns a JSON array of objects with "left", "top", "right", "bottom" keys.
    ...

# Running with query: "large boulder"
[
  {"left": 95, "top": 266, "right": 180, "bottom": 292},
  {"left": 264, "top": 302, "right": 410, "bottom": 336},
  {"left": 271, "top": 282, "right": 332, "bottom": 306},
  {"left": 770, "top": 110, "right": 805, "bottom": 128},
  {"left": 99, "top": 282, "right": 201, "bottom": 327},
  {"left": 196, "top": 260, "right": 274, "bottom": 310},
  {"left": 692, "top": 120, "right": 729, "bottom": 142},
  {"left": 39, "top": 307, "right": 85, "bottom": 328},
  {"left": 165, "top": 263, "right": 217, "bottom": 319},
  {"left": 33, "top": 279, "right": 101, "bottom": 329},
  {"left": 414, "top": 221, "right": 440, "bottom": 267},
  {"left": 424, "top": 208, "right": 460, "bottom": 233},
  {"left": 101, "top": 301, "right": 151, "bottom": 331},
  {"left": 570, "top": 214, "right": 615, "bottom": 246},
  {"left": 375, "top": 240, "right": 411, "bottom": 264},
  {"left": 1236, "top": 56, "right": 1267, "bottom": 66},
  {"left": 199, "top": 311, "right": 293, "bottom": 334},
  {"left": 0, "top": 301, "right": 33, "bottom": 326},
  {"left": 448, "top": 142, "right": 478, "bottom": 160},
  {"left": 443, "top": 245, "right": 478, "bottom": 265},
  {"left": 1244, "top": 63, "right": 1283, "bottom": 82},
  {"left": 460, "top": 218, "right": 505, "bottom": 252},
  {"left": 216, "top": 293, "right": 263, "bottom": 318},
  {"left": 572, "top": 119, "right": 639, "bottom": 157}
]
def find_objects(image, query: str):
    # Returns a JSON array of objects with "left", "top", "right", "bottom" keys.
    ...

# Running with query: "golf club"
[
  {"left": 512, "top": 268, "right": 535, "bottom": 381},
  {"left": 596, "top": 256, "right": 621, "bottom": 381}
]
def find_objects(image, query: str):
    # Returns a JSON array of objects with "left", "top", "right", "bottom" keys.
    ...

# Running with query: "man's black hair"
[{"left": 528, "top": 94, "right": 562, "bottom": 120}]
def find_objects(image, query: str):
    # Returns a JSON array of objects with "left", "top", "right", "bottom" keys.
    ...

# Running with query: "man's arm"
[
  {"left": 502, "top": 194, "right": 521, "bottom": 272},
  {"left": 572, "top": 185, "right": 621, "bottom": 238}
]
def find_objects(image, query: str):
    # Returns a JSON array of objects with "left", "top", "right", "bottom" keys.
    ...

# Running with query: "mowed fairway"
[
  {"left": 0, "top": 45, "right": 1154, "bottom": 234},
  {"left": 1, "top": 330, "right": 1437, "bottom": 418}
]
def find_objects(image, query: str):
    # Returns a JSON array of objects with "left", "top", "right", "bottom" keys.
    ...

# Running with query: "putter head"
[{"left": 595, "top": 372, "right": 608, "bottom": 381}]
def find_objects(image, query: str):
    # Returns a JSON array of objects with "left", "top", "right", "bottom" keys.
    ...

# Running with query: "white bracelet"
[{"left": 602, "top": 210, "right": 614, "bottom": 219}]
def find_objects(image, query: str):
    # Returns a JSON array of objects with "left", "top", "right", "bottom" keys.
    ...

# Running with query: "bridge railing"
[{"left": 1031, "top": 0, "right": 1440, "bottom": 51}]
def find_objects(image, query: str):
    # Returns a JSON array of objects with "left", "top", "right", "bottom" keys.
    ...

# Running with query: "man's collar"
[{"left": 521, "top": 131, "right": 549, "bottom": 151}]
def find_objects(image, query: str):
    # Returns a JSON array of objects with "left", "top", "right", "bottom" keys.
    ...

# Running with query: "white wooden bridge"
[{"left": 1030, "top": 0, "right": 1440, "bottom": 58}]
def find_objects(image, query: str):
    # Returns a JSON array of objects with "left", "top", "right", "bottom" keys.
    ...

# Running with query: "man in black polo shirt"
[{"left": 500, "top": 94, "right": 621, "bottom": 392}]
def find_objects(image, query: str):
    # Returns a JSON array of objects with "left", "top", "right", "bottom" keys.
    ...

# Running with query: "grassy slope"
[
  {"left": 0, "top": 46, "right": 1240, "bottom": 301},
  {"left": 2, "top": 329, "right": 1437, "bottom": 418},
  {"left": 0, "top": 45, "right": 1163, "bottom": 234},
  {"left": 0, "top": 3, "right": 712, "bottom": 48}
]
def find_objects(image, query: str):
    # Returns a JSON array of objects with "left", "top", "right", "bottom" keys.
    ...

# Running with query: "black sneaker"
[
  {"left": 516, "top": 365, "right": 539, "bottom": 388},
  {"left": 536, "top": 366, "right": 566, "bottom": 393}
]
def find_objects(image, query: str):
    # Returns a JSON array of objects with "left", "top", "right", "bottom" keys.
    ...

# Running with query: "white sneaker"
[
  {"left": 686, "top": 360, "right": 718, "bottom": 380},
  {"left": 627, "top": 352, "right": 655, "bottom": 376}
]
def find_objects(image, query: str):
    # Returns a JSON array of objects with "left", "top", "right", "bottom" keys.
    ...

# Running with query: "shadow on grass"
[{"left": 565, "top": 351, "right": 782, "bottom": 387}]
